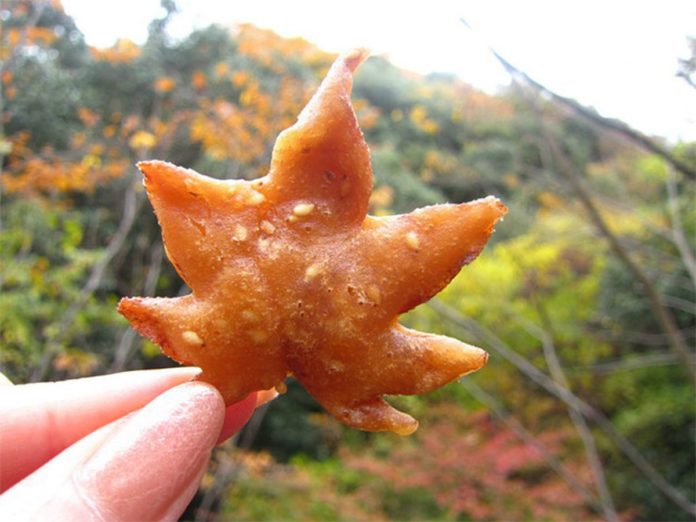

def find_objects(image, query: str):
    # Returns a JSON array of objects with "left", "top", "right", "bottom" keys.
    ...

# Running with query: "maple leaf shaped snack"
[{"left": 118, "top": 50, "right": 507, "bottom": 435}]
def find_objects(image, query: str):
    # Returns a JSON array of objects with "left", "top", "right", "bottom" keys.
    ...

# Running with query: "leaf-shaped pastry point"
[{"left": 264, "top": 49, "right": 372, "bottom": 228}]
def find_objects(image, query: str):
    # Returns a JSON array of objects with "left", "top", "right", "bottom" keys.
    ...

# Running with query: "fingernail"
[{"left": 74, "top": 382, "right": 224, "bottom": 521}]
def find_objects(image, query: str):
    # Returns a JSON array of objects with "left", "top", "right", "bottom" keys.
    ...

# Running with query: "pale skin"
[{"left": 0, "top": 368, "right": 276, "bottom": 520}]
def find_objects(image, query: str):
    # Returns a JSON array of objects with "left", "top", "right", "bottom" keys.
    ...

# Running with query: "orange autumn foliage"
[
  {"left": 2, "top": 133, "right": 129, "bottom": 196},
  {"left": 153, "top": 76, "right": 177, "bottom": 93},
  {"left": 190, "top": 76, "right": 310, "bottom": 171},
  {"left": 452, "top": 86, "right": 515, "bottom": 124},
  {"left": 90, "top": 39, "right": 141, "bottom": 63},
  {"left": 235, "top": 23, "right": 333, "bottom": 74},
  {"left": 192, "top": 70, "right": 207, "bottom": 91}
]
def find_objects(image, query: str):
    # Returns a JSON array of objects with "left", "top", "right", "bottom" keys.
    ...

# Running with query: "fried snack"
[{"left": 118, "top": 50, "right": 507, "bottom": 435}]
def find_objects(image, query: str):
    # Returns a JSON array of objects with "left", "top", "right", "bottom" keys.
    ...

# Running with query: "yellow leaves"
[
  {"left": 239, "top": 81, "right": 270, "bottom": 113},
  {"left": 369, "top": 185, "right": 394, "bottom": 213},
  {"left": 81, "top": 154, "right": 101, "bottom": 169},
  {"left": 423, "top": 150, "right": 458, "bottom": 178},
  {"left": 537, "top": 191, "right": 564, "bottom": 210},
  {"left": 409, "top": 105, "right": 427, "bottom": 123},
  {"left": 409, "top": 105, "right": 439, "bottom": 134},
  {"left": 90, "top": 39, "right": 141, "bottom": 63},
  {"left": 0, "top": 138, "right": 12, "bottom": 156},
  {"left": 153, "top": 76, "right": 176, "bottom": 93},
  {"left": 128, "top": 130, "right": 157, "bottom": 151}
]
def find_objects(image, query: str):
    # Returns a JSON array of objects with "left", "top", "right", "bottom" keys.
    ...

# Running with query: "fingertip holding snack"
[{"left": 118, "top": 50, "right": 507, "bottom": 435}]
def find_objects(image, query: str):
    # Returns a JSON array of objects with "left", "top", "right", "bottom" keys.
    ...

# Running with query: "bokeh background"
[{"left": 1, "top": 1, "right": 694, "bottom": 520}]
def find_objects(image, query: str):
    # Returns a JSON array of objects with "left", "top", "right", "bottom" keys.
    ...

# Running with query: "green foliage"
[
  {"left": 371, "top": 147, "right": 445, "bottom": 212},
  {"left": 0, "top": 199, "right": 122, "bottom": 381},
  {"left": 6, "top": 59, "right": 84, "bottom": 149},
  {"left": 219, "top": 453, "right": 378, "bottom": 521},
  {"left": 353, "top": 56, "right": 414, "bottom": 114},
  {"left": 603, "top": 367, "right": 695, "bottom": 521}
]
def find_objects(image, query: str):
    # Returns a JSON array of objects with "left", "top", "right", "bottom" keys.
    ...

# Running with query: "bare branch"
[
  {"left": 460, "top": 379, "right": 601, "bottom": 512},
  {"left": 430, "top": 299, "right": 696, "bottom": 516},
  {"left": 31, "top": 172, "right": 145, "bottom": 381},
  {"left": 460, "top": 18, "right": 696, "bottom": 181},
  {"left": 459, "top": 20, "right": 695, "bottom": 383},
  {"left": 110, "top": 241, "right": 164, "bottom": 372},
  {"left": 534, "top": 117, "right": 695, "bottom": 385},
  {"left": 193, "top": 402, "right": 271, "bottom": 522},
  {"left": 194, "top": 445, "right": 242, "bottom": 522},
  {"left": 515, "top": 314, "right": 618, "bottom": 521},
  {"left": 570, "top": 352, "right": 684, "bottom": 375},
  {"left": 595, "top": 328, "right": 696, "bottom": 348},
  {"left": 666, "top": 165, "right": 696, "bottom": 288}
]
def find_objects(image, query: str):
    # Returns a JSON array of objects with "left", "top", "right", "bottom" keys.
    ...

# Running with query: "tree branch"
[
  {"left": 460, "top": 19, "right": 696, "bottom": 181},
  {"left": 430, "top": 299, "right": 696, "bottom": 516},
  {"left": 666, "top": 165, "right": 696, "bottom": 288},
  {"left": 459, "top": 19, "right": 695, "bottom": 383},
  {"left": 31, "top": 172, "right": 145, "bottom": 381},
  {"left": 533, "top": 114, "right": 696, "bottom": 386},
  {"left": 460, "top": 379, "right": 601, "bottom": 512},
  {"left": 515, "top": 313, "right": 618, "bottom": 521},
  {"left": 110, "top": 241, "right": 164, "bottom": 372},
  {"left": 570, "top": 352, "right": 684, "bottom": 375}
]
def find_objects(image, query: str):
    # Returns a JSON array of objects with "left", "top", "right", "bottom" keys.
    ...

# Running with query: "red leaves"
[{"left": 344, "top": 403, "right": 593, "bottom": 520}]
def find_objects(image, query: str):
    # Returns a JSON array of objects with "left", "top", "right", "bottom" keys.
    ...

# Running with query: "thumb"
[{"left": 0, "top": 381, "right": 225, "bottom": 521}]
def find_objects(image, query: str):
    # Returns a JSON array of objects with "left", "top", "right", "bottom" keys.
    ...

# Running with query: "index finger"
[{"left": 0, "top": 367, "right": 200, "bottom": 492}]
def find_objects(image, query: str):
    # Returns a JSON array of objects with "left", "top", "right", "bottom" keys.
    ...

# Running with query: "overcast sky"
[{"left": 62, "top": 0, "right": 695, "bottom": 142}]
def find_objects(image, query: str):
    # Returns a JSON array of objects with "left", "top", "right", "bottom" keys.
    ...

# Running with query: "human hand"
[{"left": 0, "top": 368, "right": 275, "bottom": 520}]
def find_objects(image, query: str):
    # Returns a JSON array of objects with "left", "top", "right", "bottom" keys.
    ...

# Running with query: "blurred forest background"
[{"left": 1, "top": 1, "right": 695, "bottom": 521}]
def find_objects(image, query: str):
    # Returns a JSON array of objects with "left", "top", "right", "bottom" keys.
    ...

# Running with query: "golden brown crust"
[{"left": 118, "top": 51, "right": 507, "bottom": 435}]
